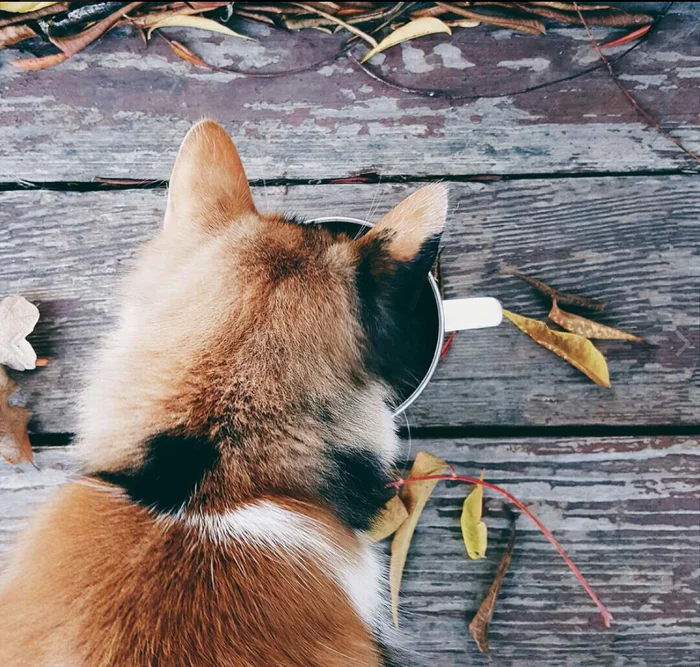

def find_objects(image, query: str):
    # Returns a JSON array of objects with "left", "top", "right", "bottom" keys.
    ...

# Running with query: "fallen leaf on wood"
[
  {"left": 11, "top": 52, "right": 68, "bottom": 70},
  {"left": 444, "top": 19, "right": 481, "bottom": 28},
  {"left": 508, "top": 270, "right": 606, "bottom": 311},
  {"left": 361, "top": 17, "right": 451, "bottom": 62},
  {"left": 0, "top": 295, "right": 40, "bottom": 371},
  {"left": 436, "top": 2, "right": 546, "bottom": 35},
  {"left": 550, "top": 300, "right": 642, "bottom": 341},
  {"left": 461, "top": 470, "right": 487, "bottom": 560},
  {"left": 293, "top": 2, "right": 377, "bottom": 46},
  {"left": 0, "top": 22, "right": 35, "bottom": 49},
  {"left": 0, "top": 2, "right": 57, "bottom": 12},
  {"left": 147, "top": 15, "right": 253, "bottom": 41},
  {"left": 600, "top": 24, "right": 651, "bottom": 49},
  {"left": 0, "top": 367, "right": 33, "bottom": 465},
  {"left": 367, "top": 495, "right": 409, "bottom": 542},
  {"left": 391, "top": 451, "right": 448, "bottom": 627},
  {"left": 469, "top": 525, "right": 516, "bottom": 657},
  {"left": 504, "top": 309, "right": 611, "bottom": 386},
  {"left": 166, "top": 39, "right": 211, "bottom": 68}
]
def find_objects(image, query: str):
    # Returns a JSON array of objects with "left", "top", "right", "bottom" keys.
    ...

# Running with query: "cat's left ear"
[
  {"left": 164, "top": 120, "right": 256, "bottom": 232},
  {"left": 357, "top": 183, "right": 447, "bottom": 309}
]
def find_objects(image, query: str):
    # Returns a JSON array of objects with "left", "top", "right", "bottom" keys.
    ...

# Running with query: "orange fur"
[{"left": 0, "top": 120, "right": 448, "bottom": 666}]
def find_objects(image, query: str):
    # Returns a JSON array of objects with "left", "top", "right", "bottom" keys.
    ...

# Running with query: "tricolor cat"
[{"left": 0, "top": 121, "right": 447, "bottom": 666}]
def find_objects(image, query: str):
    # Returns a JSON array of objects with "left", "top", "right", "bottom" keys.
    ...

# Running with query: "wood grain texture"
[
  {"left": 2, "top": 176, "right": 698, "bottom": 432},
  {"left": 0, "top": 5, "right": 698, "bottom": 181},
  {"left": 1, "top": 436, "right": 697, "bottom": 666}
]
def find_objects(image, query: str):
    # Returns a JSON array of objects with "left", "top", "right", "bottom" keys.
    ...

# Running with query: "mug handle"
[{"left": 442, "top": 297, "right": 503, "bottom": 332}]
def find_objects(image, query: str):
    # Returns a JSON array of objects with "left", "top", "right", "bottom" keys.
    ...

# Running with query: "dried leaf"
[
  {"left": 390, "top": 451, "right": 448, "bottom": 627},
  {"left": 0, "top": 295, "right": 40, "bottom": 371},
  {"left": 508, "top": 270, "right": 606, "bottom": 311},
  {"left": 361, "top": 17, "right": 451, "bottom": 63},
  {"left": 11, "top": 52, "right": 68, "bottom": 70},
  {"left": 45, "top": 2, "right": 143, "bottom": 59},
  {"left": 0, "top": 2, "right": 57, "bottom": 12},
  {"left": 0, "top": 22, "right": 35, "bottom": 49},
  {"left": 461, "top": 470, "right": 487, "bottom": 560},
  {"left": 444, "top": 19, "right": 481, "bottom": 28},
  {"left": 436, "top": 2, "right": 545, "bottom": 35},
  {"left": 0, "top": 367, "right": 33, "bottom": 465},
  {"left": 601, "top": 24, "right": 651, "bottom": 49},
  {"left": 367, "top": 495, "right": 409, "bottom": 542},
  {"left": 146, "top": 15, "right": 253, "bottom": 41},
  {"left": 293, "top": 2, "right": 377, "bottom": 46},
  {"left": 0, "top": 1, "right": 67, "bottom": 28},
  {"left": 504, "top": 309, "right": 610, "bottom": 386},
  {"left": 469, "top": 526, "right": 516, "bottom": 657},
  {"left": 550, "top": 301, "right": 642, "bottom": 341},
  {"left": 166, "top": 39, "right": 212, "bottom": 68}
]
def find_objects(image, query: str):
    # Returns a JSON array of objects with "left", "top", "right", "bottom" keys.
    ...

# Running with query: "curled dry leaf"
[
  {"left": 550, "top": 301, "right": 642, "bottom": 341},
  {"left": 469, "top": 525, "right": 516, "bottom": 657},
  {"left": 390, "top": 451, "right": 448, "bottom": 627},
  {"left": 0, "top": 23, "right": 36, "bottom": 49},
  {"left": 461, "top": 470, "right": 487, "bottom": 560},
  {"left": 166, "top": 39, "right": 212, "bottom": 68},
  {"left": 0, "top": 367, "right": 33, "bottom": 465},
  {"left": 147, "top": 15, "right": 253, "bottom": 41},
  {"left": 11, "top": 52, "right": 68, "bottom": 70},
  {"left": 367, "top": 495, "right": 409, "bottom": 542},
  {"left": 0, "top": 295, "right": 40, "bottom": 371},
  {"left": 504, "top": 309, "right": 611, "bottom": 386},
  {"left": 436, "top": 2, "right": 546, "bottom": 35},
  {"left": 601, "top": 24, "right": 651, "bottom": 49},
  {"left": 361, "top": 17, "right": 452, "bottom": 63}
]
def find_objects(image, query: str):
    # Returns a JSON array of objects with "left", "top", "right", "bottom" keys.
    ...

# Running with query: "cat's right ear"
[{"left": 164, "top": 120, "right": 256, "bottom": 233}]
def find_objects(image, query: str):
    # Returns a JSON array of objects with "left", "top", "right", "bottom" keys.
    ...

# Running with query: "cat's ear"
[
  {"left": 357, "top": 183, "right": 447, "bottom": 309},
  {"left": 164, "top": 120, "right": 256, "bottom": 232}
]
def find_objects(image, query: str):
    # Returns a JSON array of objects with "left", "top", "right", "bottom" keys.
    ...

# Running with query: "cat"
[{"left": 0, "top": 120, "right": 447, "bottom": 666}]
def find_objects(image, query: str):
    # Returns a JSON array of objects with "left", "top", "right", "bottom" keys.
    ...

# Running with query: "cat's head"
[{"left": 80, "top": 121, "right": 446, "bottom": 517}]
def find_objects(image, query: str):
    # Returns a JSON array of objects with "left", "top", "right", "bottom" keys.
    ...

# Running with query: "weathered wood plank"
[
  {"left": 2, "top": 436, "right": 698, "bottom": 666},
  {"left": 2, "top": 176, "right": 698, "bottom": 432},
  {"left": 0, "top": 5, "right": 698, "bottom": 181}
]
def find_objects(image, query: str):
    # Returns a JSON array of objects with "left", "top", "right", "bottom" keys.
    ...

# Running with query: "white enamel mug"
[{"left": 307, "top": 217, "right": 503, "bottom": 414}]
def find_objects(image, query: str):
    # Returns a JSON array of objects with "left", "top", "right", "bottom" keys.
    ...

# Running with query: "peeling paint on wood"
[
  {"left": 1, "top": 177, "right": 698, "bottom": 432},
  {"left": 0, "top": 8, "right": 698, "bottom": 181}
]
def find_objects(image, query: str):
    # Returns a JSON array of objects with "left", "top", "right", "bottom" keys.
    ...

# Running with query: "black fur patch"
[
  {"left": 356, "top": 232, "right": 442, "bottom": 395},
  {"left": 94, "top": 431, "right": 220, "bottom": 513},
  {"left": 318, "top": 445, "right": 395, "bottom": 531}
]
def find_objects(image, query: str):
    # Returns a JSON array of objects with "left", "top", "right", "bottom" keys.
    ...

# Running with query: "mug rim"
[{"left": 306, "top": 216, "right": 445, "bottom": 415}]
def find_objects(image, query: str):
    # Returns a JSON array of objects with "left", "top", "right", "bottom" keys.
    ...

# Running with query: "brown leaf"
[
  {"left": 0, "top": 23, "right": 36, "bottom": 49},
  {"left": 0, "top": 1, "right": 68, "bottom": 28},
  {"left": 549, "top": 301, "right": 642, "bottom": 341},
  {"left": 435, "top": 2, "right": 546, "bottom": 35},
  {"left": 49, "top": 1, "right": 144, "bottom": 57},
  {"left": 167, "top": 39, "right": 212, "bottom": 68},
  {"left": 504, "top": 309, "right": 611, "bottom": 386},
  {"left": 390, "top": 451, "right": 448, "bottom": 627},
  {"left": 469, "top": 526, "right": 516, "bottom": 657},
  {"left": 11, "top": 52, "right": 68, "bottom": 70},
  {"left": 600, "top": 24, "right": 652, "bottom": 49},
  {"left": 508, "top": 270, "right": 606, "bottom": 311},
  {"left": 0, "top": 367, "right": 33, "bottom": 465},
  {"left": 367, "top": 495, "right": 409, "bottom": 542}
]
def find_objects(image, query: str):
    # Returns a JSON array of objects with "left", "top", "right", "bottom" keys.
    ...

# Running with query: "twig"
[
  {"left": 390, "top": 472, "right": 614, "bottom": 628},
  {"left": 292, "top": 2, "right": 377, "bottom": 46},
  {"left": 572, "top": 1, "right": 700, "bottom": 165},
  {"left": 507, "top": 270, "right": 606, "bottom": 311}
]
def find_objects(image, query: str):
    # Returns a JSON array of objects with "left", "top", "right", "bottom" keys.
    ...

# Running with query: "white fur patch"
[{"left": 182, "top": 500, "right": 385, "bottom": 630}]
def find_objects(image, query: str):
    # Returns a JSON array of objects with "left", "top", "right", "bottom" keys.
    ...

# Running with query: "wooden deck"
[{"left": 1, "top": 4, "right": 699, "bottom": 665}]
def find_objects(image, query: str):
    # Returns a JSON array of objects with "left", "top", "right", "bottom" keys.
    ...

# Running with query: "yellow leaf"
[
  {"left": 461, "top": 470, "right": 487, "bottom": 560},
  {"left": 361, "top": 17, "right": 451, "bottom": 63},
  {"left": 367, "top": 495, "right": 409, "bottom": 542},
  {"left": 549, "top": 300, "right": 642, "bottom": 341},
  {"left": 504, "top": 309, "right": 611, "bottom": 387},
  {"left": 0, "top": 2, "right": 57, "bottom": 12},
  {"left": 390, "top": 451, "right": 448, "bottom": 627},
  {"left": 147, "top": 15, "right": 253, "bottom": 41}
]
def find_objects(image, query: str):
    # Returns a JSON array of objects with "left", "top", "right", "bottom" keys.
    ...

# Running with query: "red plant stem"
[{"left": 389, "top": 473, "right": 614, "bottom": 628}]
